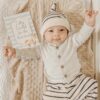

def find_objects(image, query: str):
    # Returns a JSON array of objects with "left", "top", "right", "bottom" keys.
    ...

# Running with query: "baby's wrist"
[
  {"left": 85, "top": 20, "right": 95, "bottom": 27},
  {"left": 84, "top": 22, "right": 95, "bottom": 28},
  {"left": 87, "top": 23, "right": 95, "bottom": 27}
]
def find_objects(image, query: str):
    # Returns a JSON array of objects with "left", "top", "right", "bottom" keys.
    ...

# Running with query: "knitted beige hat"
[{"left": 40, "top": 3, "right": 71, "bottom": 39}]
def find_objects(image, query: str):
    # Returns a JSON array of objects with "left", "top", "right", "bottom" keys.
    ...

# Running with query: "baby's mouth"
[{"left": 53, "top": 38, "right": 60, "bottom": 41}]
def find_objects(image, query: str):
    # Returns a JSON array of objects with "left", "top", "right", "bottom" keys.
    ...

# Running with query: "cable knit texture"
[{"left": 9, "top": 57, "right": 44, "bottom": 100}]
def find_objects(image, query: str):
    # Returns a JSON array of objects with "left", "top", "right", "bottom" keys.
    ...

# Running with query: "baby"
[{"left": 4, "top": 3, "right": 98, "bottom": 100}]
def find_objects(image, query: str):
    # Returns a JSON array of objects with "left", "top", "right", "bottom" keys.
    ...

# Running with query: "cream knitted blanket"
[{"left": 9, "top": 57, "right": 44, "bottom": 100}]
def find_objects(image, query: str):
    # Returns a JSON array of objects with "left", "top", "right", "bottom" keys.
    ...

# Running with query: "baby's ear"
[
  {"left": 67, "top": 29, "right": 69, "bottom": 34},
  {"left": 40, "top": 34, "right": 45, "bottom": 43}
]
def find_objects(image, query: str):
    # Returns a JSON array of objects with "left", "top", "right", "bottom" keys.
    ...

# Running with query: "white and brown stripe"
[{"left": 42, "top": 74, "right": 98, "bottom": 100}]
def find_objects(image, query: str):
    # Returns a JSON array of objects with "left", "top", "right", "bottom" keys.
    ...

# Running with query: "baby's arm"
[
  {"left": 72, "top": 10, "right": 98, "bottom": 48},
  {"left": 16, "top": 47, "right": 40, "bottom": 59},
  {"left": 4, "top": 46, "right": 40, "bottom": 59},
  {"left": 72, "top": 22, "right": 94, "bottom": 48}
]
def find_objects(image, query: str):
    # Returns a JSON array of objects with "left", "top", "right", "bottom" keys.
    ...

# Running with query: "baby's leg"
[
  {"left": 83, "top": 83, "right": 98, "bottom": 100},
  {"left": 42, "top": 82, "right": 68, "bottom": 100},
  {"left": 75, "top": 74, "right": 98, "bottom": 100}
]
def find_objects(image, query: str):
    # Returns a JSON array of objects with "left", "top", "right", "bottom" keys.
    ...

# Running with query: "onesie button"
[
  {"left": 58, "top": 55, "right": 61, "bottom": 58},
  {"left": 64, "top": 74, "right": 67, "bottom": 78},
  {"left": 61, "top": 65, "right": 64, "bottom": 68},
  {"left": 56, "top": 46, "right": 59, "bottom": 49}
]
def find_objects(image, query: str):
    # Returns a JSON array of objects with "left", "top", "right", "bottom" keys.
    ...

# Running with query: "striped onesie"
[{"left": 42, "top": 74, "right": 97, "bottom": 100}]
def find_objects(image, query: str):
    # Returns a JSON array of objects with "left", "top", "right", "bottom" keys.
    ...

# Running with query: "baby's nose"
[{"left": 53, "top": 31, "right": 59, "bottom": 36}]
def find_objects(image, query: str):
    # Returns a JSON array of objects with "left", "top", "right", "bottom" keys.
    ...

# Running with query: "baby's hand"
[
  {"left": 84, "top": 10, "right": 98, "bottom": 27},
  {"left": 4, "top": 46, "right": 16, "bottom": 58}
]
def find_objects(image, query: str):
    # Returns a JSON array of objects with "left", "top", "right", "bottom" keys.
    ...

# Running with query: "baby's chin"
[
  {"left": 46, "top": 40, "right": 66, "bottom": 47},
  {"left": 50, "top": 42, "right": 63, "bottom": 47}
]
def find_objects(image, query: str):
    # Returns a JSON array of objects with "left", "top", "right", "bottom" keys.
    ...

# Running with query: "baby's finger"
[
  {"left": 85, "top": 10, "right": 92, "bottom": 16},
  {"left": 7, "top": 49, "right": 13, "bottom": 57},
  {"left": 3, "top": 48, "right": 8, "bottom": 56}
]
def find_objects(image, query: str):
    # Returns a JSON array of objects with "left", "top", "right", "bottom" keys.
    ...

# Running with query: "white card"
[{"left": 4, "top": 12, "right": 40, "bottom": 49}]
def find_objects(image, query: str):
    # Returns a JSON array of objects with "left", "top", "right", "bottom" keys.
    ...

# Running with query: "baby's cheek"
[
  {"left": 45, "top": 36, "right": 52, "bottom": 42},
  {"left": 61, "top": 35, "right": 68, "bottom": 41}
]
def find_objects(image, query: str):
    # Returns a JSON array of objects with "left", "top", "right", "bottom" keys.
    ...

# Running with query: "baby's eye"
[
  {"left": 48, "top": 30, "right": 53, "bottom": 32},
  {"left": 60, "top": 29, "right": 64, "bottom": 31}
]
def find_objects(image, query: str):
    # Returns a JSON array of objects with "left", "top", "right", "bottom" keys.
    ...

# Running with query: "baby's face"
[{"left": 44, "top": 26, "right": 68, "bottom": 46}]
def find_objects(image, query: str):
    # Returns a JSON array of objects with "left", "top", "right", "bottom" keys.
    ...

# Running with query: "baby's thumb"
[{"left": 3, "top": 46, "right": 8, "bottom": 56}]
